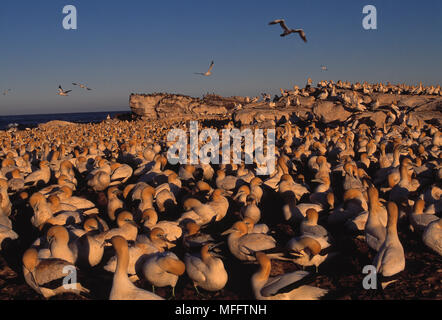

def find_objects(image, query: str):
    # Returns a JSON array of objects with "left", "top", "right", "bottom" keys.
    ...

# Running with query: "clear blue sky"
[{"left": 0, "top": 0, "right": 441, "bottom": 115}]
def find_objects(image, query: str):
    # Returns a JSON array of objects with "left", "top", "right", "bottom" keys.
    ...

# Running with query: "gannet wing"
[
  {"left": 269, "top": 19, "right": 289, "bottom": 32},
  {"left": 207, "top": 61, "right": 214, "bottom": 73},
  {"left": 295, "top": 29, "right": 307, "bottom": 42},
  {"left": 261, "top": 270, "right": 314, "bottom": 297},
  {"left": 185, "top": 254, "right": 207, "bottom": 283},
  {"left": 238, "top": 233, "right": 276, "bottom": 255}
]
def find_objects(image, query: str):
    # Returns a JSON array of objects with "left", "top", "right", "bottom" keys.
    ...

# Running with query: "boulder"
[{"left": 312, "top": 101, "right": 352, "bottom": 123}]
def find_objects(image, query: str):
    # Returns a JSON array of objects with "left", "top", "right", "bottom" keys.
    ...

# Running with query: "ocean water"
[{"left": 0, "top": 111, "right": 127, "bottom": 130}]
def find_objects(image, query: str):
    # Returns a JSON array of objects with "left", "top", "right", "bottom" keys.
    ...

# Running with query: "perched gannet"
[
  {"left": 365, "top": 187, "right": 387, "bottom": 251},
  {"left": 251, "top": 252, "right": 327, "bottom": 300},
  {"left": 22, "top": 248, "right": 89, "bottom": 299},
  {"left": 243, "top": 217, "right": 270, "bottom": 234},
  {"left": 422, "top": 219, "right": 442, "bottom": 256},
  {"left": 185, "top": 244, "right": 228, "bottom": 293},
  {"left": 268, "top": 19, "right": 307, "bottom": 42},
  {"left": 24, "top": 160, "right": 51, "bottom": 186},
  {"left": 99, "top": 211, "right": 138, "bottom": 243},
  {"left": 221, "top": 221, "right": 277, "bottom": 261},
  {"left": 108, "top": 236, "right": 164, "bottom": 300},
  {"left": 409, "top": 199, "right": 438, "bottom": 233},
  {"left": 177, "top": 198, "right": 217, "bottom": 226},
  {"left": 194, "top": 60, "right": 214, "bottom": 76},
  {"left": 207, "top": 189, "right": 229, "bottom": 221},
  {"left": 241, "top": 195, "right": 261, "bottom": 224},
  {"left": 286, "top": 236, "right": 329, "bottom": 272},
  {"left": 182, "top": 221, "right": 214, "bottom": 249},
  {"left": 300, "top": 209, "right": 329, "bottom": 239},
  {"left": 373, "top": 202, "right": 405, "bottom": 284},
  {"left": 141, "top": 209, "right": 182, "bottom": 242},
  {"left": 141, "top": 251, "right": 185, "bottom": 296}
]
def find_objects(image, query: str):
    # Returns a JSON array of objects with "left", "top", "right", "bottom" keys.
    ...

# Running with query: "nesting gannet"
[
  {"left": 108, "top": 236, "right": 164, "bottom": 300},
  {"left": 422, "top": 219, "right": 442, "bottom": 256},
  {"left": 268, "top": 19, "right": 307, "bottom": 42},
  {"left": 373, "top": 202, "right": 405, "bottom": 285},
  {"left": 221, "top": 221, "right": 277, "bottom": 261},
  {"left": 194, "top": 60, "right": 214, "bottom": 76},
  {"left": 141, "top": 209, "right": 182, "bottom": 242},
  {"left": 22, "top": 248, "right": 89, "bottom": 299},
  {"left": 251, "top": 252, "right": 327, "bottom": 300},
  {"left": 57, "top": 85, "right": 72, "bottom": 96},
  {"left": 286, "top": 236, "right": 330, "bottom": 272},
  {"left": 184, "top": 244, "right": 228, "bottom": 293},
  {"left": 365, "top": 187, "right": 387, "bottom": 251},
  {"left": 141, "top": 251, "right": 185, "bottom": 296},
  {"left": 182, "top": 221, "right": 214, "bottom": 249},
  {"left": 409, "top": 199, "right": 438, "bottom": 233},
  {"left": 241, "top": 195, "right": 261, "bottom": 224}
]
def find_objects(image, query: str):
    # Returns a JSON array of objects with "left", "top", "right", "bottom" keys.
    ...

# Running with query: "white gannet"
[
  {"left": 194, "top": 60, "right": 214, "bottom": 76},
  {"left": 108, "top": 236, "right": 164, "bottom": 300},
  {"left": 221, "top": 221, "right": 277, "bottom": 261},
  {"left": 422, "top": 218, "right": 441, "bottom": 256},
  {"left": 22, "top": 248, "right": 89, "bottom": 299},
  {"left": 373, "top": 202, "right": 405, "bottom": 287},
  {"left": 251, "top": 252, "right": 327, "bottom": 300},
  {"left": 141, "top": 251, "right": 185, "bottom": 296},
  {"left": 268, "top": 19, "right": 307, "bottom": 42},
  {"left": 57, "top": 85, "right": 72, "bottom": 96},
  {"left": 184, "top": 244, "right": 228, "bottom": 293},
  {"left": 72, "top": 82, "right": 92, "bottom": 90}
]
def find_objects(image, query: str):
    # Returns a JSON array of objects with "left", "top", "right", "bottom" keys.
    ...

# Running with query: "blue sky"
[{"left": 0, "top": 0, "right": 441, "bottom": 115}]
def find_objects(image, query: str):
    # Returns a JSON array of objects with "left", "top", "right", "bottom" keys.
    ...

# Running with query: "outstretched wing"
[
  {"left": 269, "top": 19, "right": 289, "bottom": 32},
  {"left": 65, "top": 90, "right": 72, "bottom": 94},
  {"left": 72, "top": 83, "right": 78, "bottom": 86},
  {"left": 207, "top": 60, "right": 214, "bottom": 73},
  {"left": 261, "top": 270, "right": 314, "bottom": 297},
  {"left": 296, "top": 29, "right": 307, "bottom": 42},
  {"left": 58, "top": 85, "right": 63, "bottom": 92}
]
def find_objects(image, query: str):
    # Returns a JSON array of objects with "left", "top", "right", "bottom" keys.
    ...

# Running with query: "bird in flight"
[
  {"left": 194, "top": 61, "right": 214, "bottom": 76},
  {"left": 268, "top": 19, "right": 307, "bottom": 42},
  {"left": 57, "top": 85, "right": 72, "bottom": 96},
  {"left": 321, "top": 65, "right": 328, "bottom": 71},
  {"left": 72, "top": 82, "right": 92, "bottom": 90},
  {"left": 2, "top": 89, "right": 11, "bottom": 96}
]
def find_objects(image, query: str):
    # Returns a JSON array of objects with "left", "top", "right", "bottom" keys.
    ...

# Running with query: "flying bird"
[
  {"left": 2, "top": 89, "right": 11, "bottom": 96},
  {"left": 194, "top": 61, "right": 214, "bottom": 76},
  {"left": 57, "top": 85, "right": 72, "bottom": 96},
  {"left": 321, "top": 65, "right": 328, "bottom": 71},
  {"left": 72, "top": 82, "right": 92, "bottom": 90},
  {"left": 268, "top": 19, "right": 307, "bottom": 42}
]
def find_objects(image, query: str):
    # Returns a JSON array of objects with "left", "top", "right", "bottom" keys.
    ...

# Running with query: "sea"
[{"left": 0, "top": 111, "right": 128, "bottom": 130}]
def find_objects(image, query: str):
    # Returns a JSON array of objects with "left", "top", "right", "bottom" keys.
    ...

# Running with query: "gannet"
[
  {"left": 72, "top": 82, "right": 92, "bottom": 90},
  {"left": 57, "top": 85, "right": 72, "bottom": 96},
  {"left": 22, "top": 248, "right": 89, "bottom": 299},
  {"left": 251, "top": 252, "right": 327, "bottom": 300},
  {"left": 194, "top": 60, "right": 214, "bottom": 76},
  {"left": 268, "top": 19, "right": 307, "bottom": 42},
  {"left": 108, "top": 236, "right": 164, "bottom": 300},
  {"left": 141, "top": 251, "right": 185, "bottom": 296},
  {"left": 184, "top": 244, "right": 228, "bottom": 293}
]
